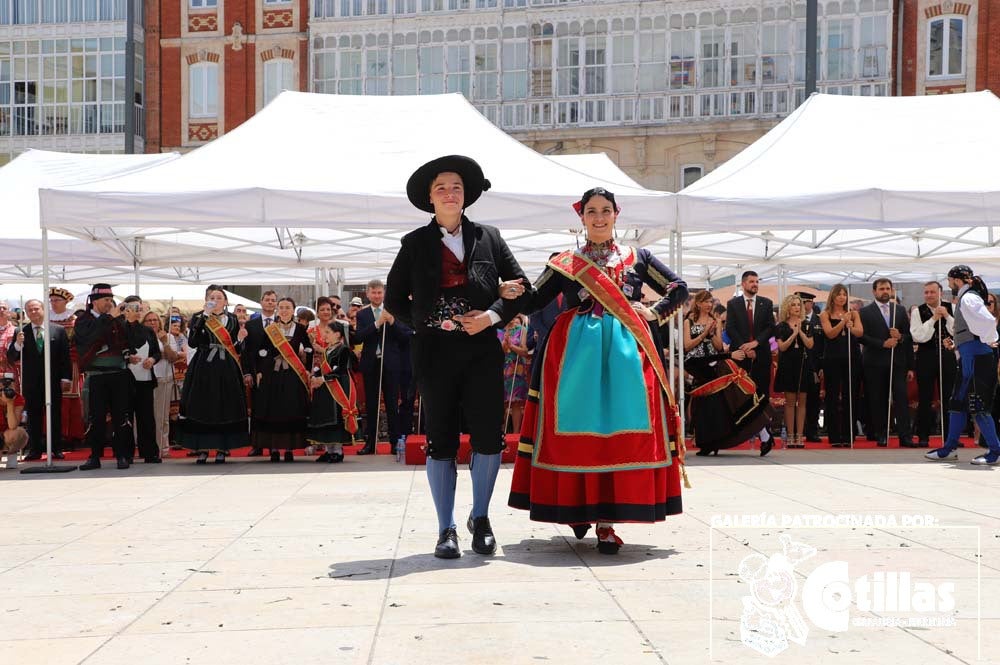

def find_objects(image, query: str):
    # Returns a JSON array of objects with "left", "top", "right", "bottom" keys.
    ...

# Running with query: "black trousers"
[
  {"left": 804, "top": 369, "right": 821, "bottom": 438},
  {"left": 413, "top": 331, "right": 505, "bottom": 460},
  {"left": 24, "top": 388, "right": 62, "bottom": 456},
  {"left": 132, "top": 380, "right": 159, "bottom": 459},
  {"left": 914, "top": 349, "right": 956, "bottom": 441},
  {"left": 363, "top": 365, "right": 400, "bottom": 447},
  {"left": 86, "top": 371, "right": 133, "bottom": 459},
  {"left": 397, "top": 369, "right": 416, "bottom": 437},
  {"left": 823, "top": 357, "right": 861, "bottom": 443},
  {"left": 862, "top": 361, "right": 911, "bottom": 441}
]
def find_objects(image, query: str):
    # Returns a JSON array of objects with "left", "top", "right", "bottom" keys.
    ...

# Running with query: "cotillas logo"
[{"left": 737, "top": 535, "right": 956, "bottom": 657}]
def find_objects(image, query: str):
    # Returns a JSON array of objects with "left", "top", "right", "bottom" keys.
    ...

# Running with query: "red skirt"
[{"left": 508, "top": 310, "right": 683, "bottom": 524}]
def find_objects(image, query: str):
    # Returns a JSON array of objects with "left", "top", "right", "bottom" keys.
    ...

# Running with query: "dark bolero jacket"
[{"left": 384, "top": 216, "right": 528, "bottom": 333}]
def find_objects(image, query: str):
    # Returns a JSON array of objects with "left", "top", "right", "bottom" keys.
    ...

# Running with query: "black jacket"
[
  {"left": 859, "top": 301, "right": 912, "bottom": 369},
  {"left": 355, "top": 305, "right": 412, "bottom": 374},
  {"left": 6, "top": 323, "right": 72, "bottom": 394},
  {"left": 385, "top": 217, "right": 528, "bottom": 333},
  {"left": 725, "top": 295, "right": 776, "bottom": 358}
]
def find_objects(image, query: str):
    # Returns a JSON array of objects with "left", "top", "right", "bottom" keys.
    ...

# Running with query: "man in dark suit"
[
  {"left": 7, "top": 299, "right": 72, "bottom": 460},
  {"left": 725, "top": 270, "right": 776, "bottom": 455},
  {"left": 355, "top": 278, "right": 412, "bottom": 455},
  {"left": 799, "top": 292, "right": 823, "bottom": 442},
  {"left": 858, "top": 278, "right": 913, "bottom": 447},
  {"left": 243, "top": 290, "right": 277, "bottom": 456},
  {"left": 386, "top": 154, "right": 528, "bottom": 559}
]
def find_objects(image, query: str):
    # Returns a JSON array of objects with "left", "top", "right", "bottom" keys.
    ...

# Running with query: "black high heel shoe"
[
  {"left": 195, "top": 451, "right": 209, "bottom": 465},
  {"left": 571, "top": 523, "right": 591, "bottom": 540}
]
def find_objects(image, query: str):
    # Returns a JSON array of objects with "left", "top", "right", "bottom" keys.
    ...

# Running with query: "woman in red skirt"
[{"left": 505, "top": 187, "right": 688, "bottom": 554}]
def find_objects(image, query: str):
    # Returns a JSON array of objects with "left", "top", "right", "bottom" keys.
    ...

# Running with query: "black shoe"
[
  {"left": 877, "top": 440, "right": 888, "bottom": 447},
  {"left": 804, "top": 435, "right": 821, "bottom": 443},
  {"left": 316, "top": 452, "right": 332, "bottom": 463},
  {"left": 126, "top": 457, "right": 134, "bottom": 465},
  {"left": 116, "top": 457, "right": 130, "bottom": 470},
  {"left": 696, "top": 448, "right": 712, "bottom": 456},
  {"left": 143, "top": 456, "right": 162, "bottom": 463},
  {"left": 434, "top": 527, "right": 461, "bottom": 559},
  {"left": 269, "top": 450, "right": 281, "bottom": 463},
  {"left": 284, "top": 450, "right": 294, "bottom": 462},
  {"left": 79, "top": 457, "right": 101, "bottom": 470},
  {"left": 196, "top": 451, "right": 209, "bottom": 465},
  {"left": 330, "top": 452, "right": 344, "bottom": 463},
  {"left": 247, "top": 447, "right": 263, "bottom": 457},
  {"left": 571, "top": 523, "right": 591, "bottom": 540},
  {"left": 52, "top": 451, "right": 65, "bottom": 459},
  {"left": 467, "top": 515, "right": 497, "bottom": 555},
  {"left": 899, "top": 439, "right": 918, "bottom": 448},
  {"left": 21, "top": 453, "right": 41, "bottom": 462},
  {"left": 357, "top": 443, "right": 376, "bottom": 455},
  {"left": 215, "top": 451, "right": 226, "bottom": 464},
  {"left": 760, "top": 438, "right": 773, "bottom": 457}
]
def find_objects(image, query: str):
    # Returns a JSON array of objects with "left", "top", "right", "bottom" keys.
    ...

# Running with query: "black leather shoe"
[
  {"left": 434, "top": 527, "right": 461, "bottom": 559},
  {"left": 467, "top": 515, "right": 497, "bottom": 555},
  {"left": 877, "top": 440, "right": 888, "bottom": 447},
  {"left": 330, "top": 452, "right": 344, "bottom": 463},
  {"left": 760, "top": 439, "right": 773, "bottom": 457},
  {"left": 916, "top": 441, "right": 930, "bottom": 448},
  {"left": 269, "top": 450, "right": 280, "bottom": 463},
  {"left": 247, "top": 447, "right": 263, "bottom": 457},
  {"left": 116, "top": 457, "right": 130, "bottom": 470},
  {"left": 316, "top": 452, "right": 332, "bottom": 463},
  {"left": 899, "top": 440, "right": 919, "bottom": 448},
  {"left": 52, "top": 452, "right": 65, "bottom": 459},
  {"left": 804, "top": 435, "right": 821, "bottom": 443},
  {"left": 79, "top": 457, "right": 101, "bottom": 470},
  {"left": 356, "top": 443, "right": 376, "bottom": 455},
  {"left": 21, "top": 453, "right": 41, "bottom": 462},
  {"left": 143, "top": 456, "right": 162, "bottom": 463}
]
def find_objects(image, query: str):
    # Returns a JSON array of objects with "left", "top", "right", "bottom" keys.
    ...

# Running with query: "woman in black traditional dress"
[
  {"left": 774, "top": 294, "right": 815, "bottom": 448},
  {"left": 685, "top": 290, "right": 772, "bottom": 456},
  {"left": 178, "top": 285, "right": 250, "bottom": 463},
  {"left": 250, "top": 297, "right": 311, "bottom": 462},
  {"left": 308, "top": 323, "right": 357, "bottom": 463},
  {"left": 819, "top": 284, "right": 864, "bottom": 447}
]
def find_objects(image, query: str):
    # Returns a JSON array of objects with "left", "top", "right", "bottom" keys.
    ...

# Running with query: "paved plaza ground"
[{"left": 0, "top": 448, "right": 997, "bottom": 665}]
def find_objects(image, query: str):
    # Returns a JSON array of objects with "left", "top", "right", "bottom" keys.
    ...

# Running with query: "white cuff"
[{"left": 486, "top": 310, "right": 502, "bottom": 326}]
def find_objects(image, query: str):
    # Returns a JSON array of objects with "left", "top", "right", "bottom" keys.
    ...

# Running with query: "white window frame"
[
  {"left": 263, "top": 58, "right": 294, "bottom": 106},
  {"left": 189, "top": 61, "right": 218, "bottom": 118},
  {"left": 927, "top": 15, "right": 965, "bottom": 79},
  {"left": 189, "top": 0, "right": 217, "bottom": 8}
]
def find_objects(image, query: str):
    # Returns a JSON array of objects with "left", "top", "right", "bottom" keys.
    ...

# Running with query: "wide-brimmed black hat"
[{"left": 406, "top": 155, "right": 491, "bottom": 213}]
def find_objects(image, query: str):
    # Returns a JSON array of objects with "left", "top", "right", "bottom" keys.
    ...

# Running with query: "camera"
[
  {"left": 122, "top": 348, "right": 138, "bottom": 361},
  {"left": 1, "top": 373, "right": 16, "bottom": 399}
]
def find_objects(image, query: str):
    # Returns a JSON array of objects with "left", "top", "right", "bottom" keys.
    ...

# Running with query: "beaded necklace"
[{"left": 582, "top": 239, "right": 625, "bottom": 287}]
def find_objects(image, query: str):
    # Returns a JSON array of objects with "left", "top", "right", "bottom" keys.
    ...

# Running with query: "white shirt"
[
  {"left": 910, "top": 304, "right": 954, "bottom": 344},
  {"left": 440, "top": 224, "right": 465, "bottom": 263},
  {"left": 946, "top": 287, "right": 999, "bottom": 345},
  {"left": 438, "top": 224, "right": 502, "bottom": 326},
  {"left": 152, "top": 335, "right": 175, "bottom": 380}
]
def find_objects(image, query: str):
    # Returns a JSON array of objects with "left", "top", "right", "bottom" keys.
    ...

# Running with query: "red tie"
[{"left": 746, "top": 298, "right": 754, "bottom": 335}]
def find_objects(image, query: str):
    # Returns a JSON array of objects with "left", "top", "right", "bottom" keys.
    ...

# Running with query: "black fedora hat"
[{"left": 406, "top": 155, "right": 491, "bottom": 214}]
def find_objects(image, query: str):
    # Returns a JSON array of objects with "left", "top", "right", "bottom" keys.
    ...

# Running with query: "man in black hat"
[
  {"left": 75, "top": 284, "right": 134, "bottom": 470},
  {"left": 385, "top": 154, "right": 528, "bottom": 559},
  {"left": 797, "top": 291, "right": 823, "bottom": 443},
  {"left": 926, "top": 265, "right": 1000, "bottom": 465}
]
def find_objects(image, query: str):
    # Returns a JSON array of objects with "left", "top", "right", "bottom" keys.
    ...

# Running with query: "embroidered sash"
[
  {"left": 548, "top": 249, "right": 674, "bottom": 407},
  {"left": 690, "top": 359, "right": 757, "bottom": 398},
  {"left": 265, "top": 322, "right": 310, "bottom": 390},
  {"left": 205, "top": 316, "right": 241, "bottom": 369},
  {"left": 319, "top": 350, "right": 359, "bottom": 435}
]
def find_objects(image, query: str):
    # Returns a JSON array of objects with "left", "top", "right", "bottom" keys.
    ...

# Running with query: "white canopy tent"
[
  {"left": 38, "top": 92, "right": 673, "bottom": 276},
  {"left": 666, "top": 91, "right": 1000, "bottom": 283}
]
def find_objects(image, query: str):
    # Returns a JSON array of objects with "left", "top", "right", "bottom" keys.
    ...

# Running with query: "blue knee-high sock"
[
  {"left": 470, "top": 452, "right": 502, "bottom": 520},
  {"left": 426, "top": 458, "right": 457, "bottom": 533},
  {"left": 944, "top": 411, "right": 968, "bottom": 450},
  {"left": 973, "top": 413, "right": 1000, "bottom": 453}
]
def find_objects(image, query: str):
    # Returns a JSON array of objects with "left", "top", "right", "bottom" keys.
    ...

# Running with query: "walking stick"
[
  {"left": 847, "top": 312, "right": 855, "bottom": 449},
  {"left": 17, "top": 294, "right": 24, "bottom": 394},
  {"left": 161, "top": 298, "right": 173, "bottom": 454},
  {"left": 886, "top": 300, "right": 897, "bottom": 446},
  {"left": 504, "top": 351, "right": 520, "bottom": 435},
  {"left": 938, "top": 317, "right": 945, "bottom": 446},
  {"left": 374, "top": 321, "right": 388, "bottom": 453}
]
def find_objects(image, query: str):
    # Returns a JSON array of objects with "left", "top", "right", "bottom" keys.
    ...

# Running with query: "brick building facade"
[
  {"left": 144, "top": 0, "right": 307, "bottom": 153},
  {"left": 897, "top": 0, "right": 1000, "bottom": 95}
]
